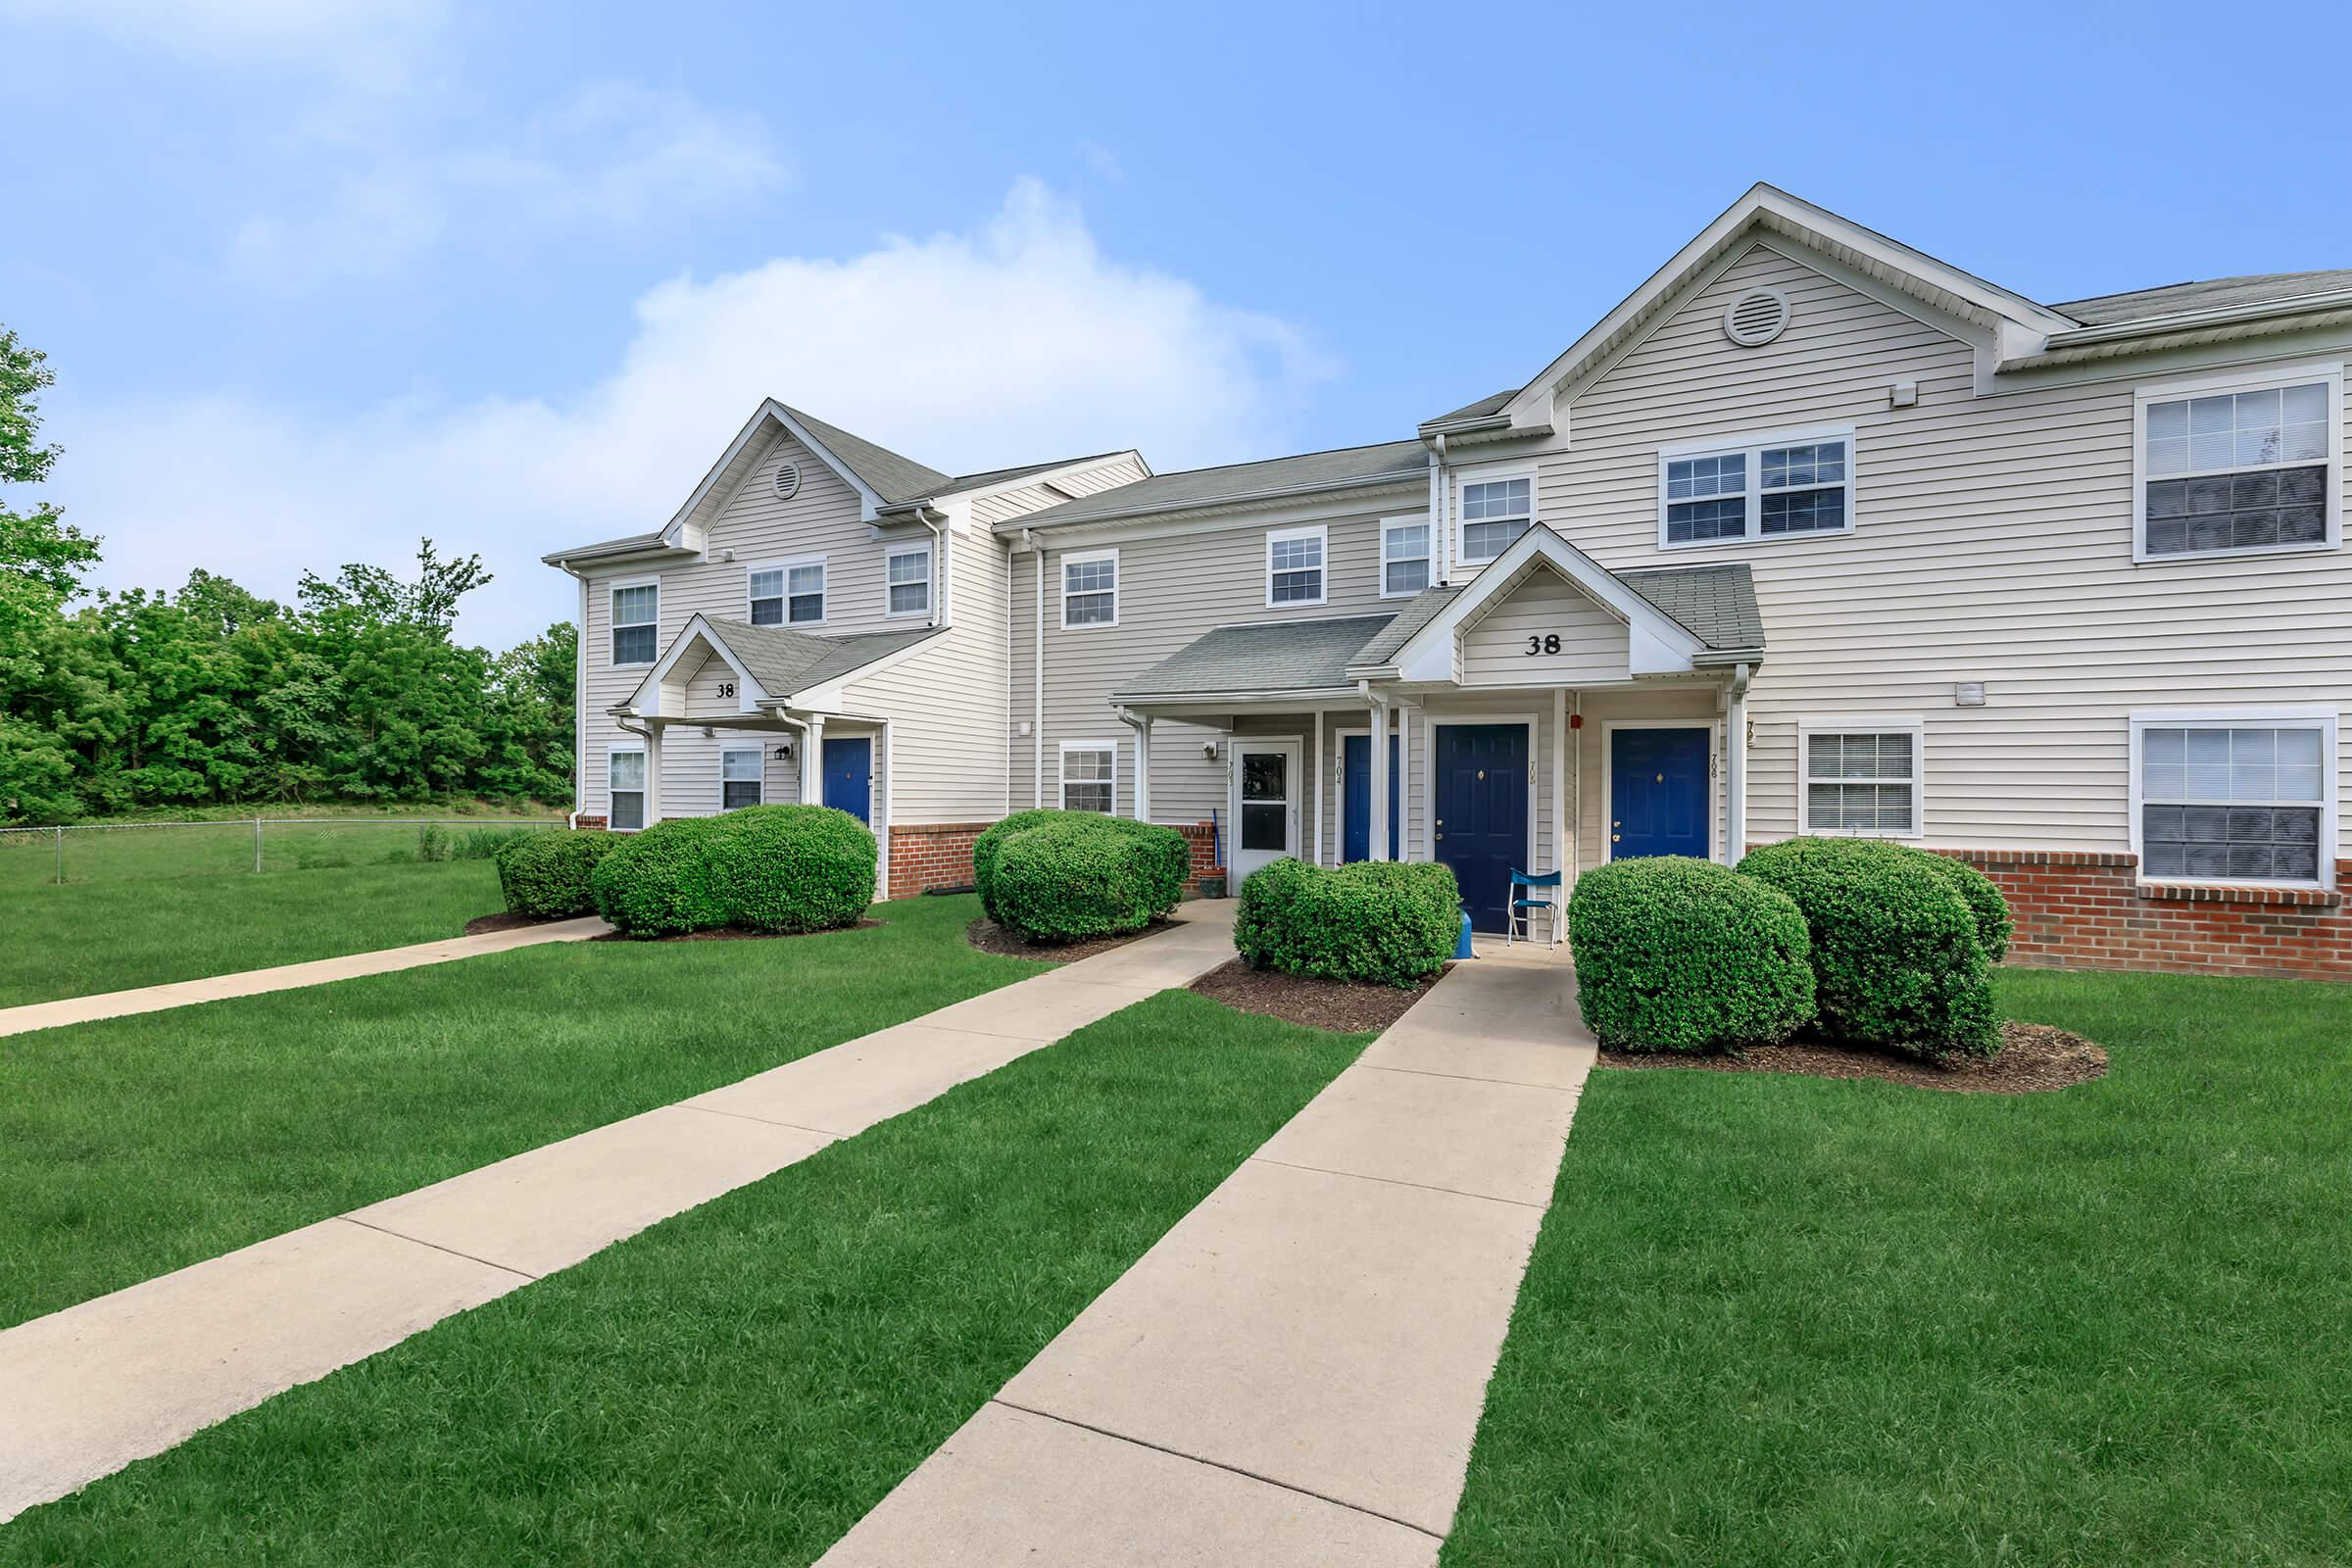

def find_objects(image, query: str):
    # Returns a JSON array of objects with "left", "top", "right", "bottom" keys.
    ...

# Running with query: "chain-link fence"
[{"left": 0, "top": 817, "right": 566, "bottom": 890}]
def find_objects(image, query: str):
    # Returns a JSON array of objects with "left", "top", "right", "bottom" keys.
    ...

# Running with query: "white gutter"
[{"left": 1022, "top": 527, "right": 1044, "bottom": 808}]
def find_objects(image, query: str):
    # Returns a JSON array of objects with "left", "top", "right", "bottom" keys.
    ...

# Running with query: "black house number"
[
  {"left": 715, "top": 681, "right": 736, "bottom": 699},
  {"left": 1524, "top": 634, "right": 1562, "bottom": 657}
]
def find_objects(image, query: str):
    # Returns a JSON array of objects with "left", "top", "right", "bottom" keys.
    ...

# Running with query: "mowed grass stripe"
[
  {"left": 0, "top": 895, "right": 1042, "bottom": 1330},
  {"left": 1442, "top": 968, "right": 2352, "bottom": 1565},
  {"left": 2, "top": 992, "right": 1366, "bottom": 1566}
]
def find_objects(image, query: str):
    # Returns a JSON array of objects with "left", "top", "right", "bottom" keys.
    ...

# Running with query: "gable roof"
[
  {"left": 2055, "top": 270, "right": 2352, "bottom": 327},
  {"left": 1112, "top": 615, "right": 1395, "bottom": 702},
  {"left": 777, "top": 405, "right": 952, "bottom": 505},
  {"left": 618, "top": 613, "right": 946, "bottom": 714},
  {"left": 1005, "top": 439, "right": 1428, "bottom": 531}
]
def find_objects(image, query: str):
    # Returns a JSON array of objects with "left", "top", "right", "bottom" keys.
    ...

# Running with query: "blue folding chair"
[{"left": 1506, "top": 867, "right": 1563, "bottom": 948}]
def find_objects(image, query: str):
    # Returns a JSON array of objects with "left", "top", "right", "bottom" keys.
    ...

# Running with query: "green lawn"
[
  {"left": 0, "top": 860, "right": 515, "bottom": 1006},
  {"left": 0, "top": 894, "right": 1042, "bottom": 1329},
  {"left": 2, "top": 993, "right": 1364, "bottom": 1565},
  {"left": 1444, "top": 967, "right": 2352, "bottom": 1565}
]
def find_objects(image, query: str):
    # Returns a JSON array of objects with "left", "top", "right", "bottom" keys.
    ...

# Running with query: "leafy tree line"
[{"left": 1, "top": 324, "right": 573, "bottom": 824}]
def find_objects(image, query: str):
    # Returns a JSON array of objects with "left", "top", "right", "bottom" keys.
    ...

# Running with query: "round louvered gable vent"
[
  {"left": 772, "top": 461, "right": 802, "bottom": 500},
  {"left": 1723, "top": 287, "right": 1790, "bottom": 347}
]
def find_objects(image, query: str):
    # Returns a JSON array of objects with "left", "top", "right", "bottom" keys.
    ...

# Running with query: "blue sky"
[{"left": 9, "top": 0, "right": 2350, "bottom": 645}]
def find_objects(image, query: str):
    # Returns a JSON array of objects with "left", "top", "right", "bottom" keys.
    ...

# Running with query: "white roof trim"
[
  {"left": 1498, "top": 183, "right": 2075, "bottom": 424},
  {"left": 662, "top": 400, "right": 889, "bottom": 541},
  {"left": 1380, "top": 526, "right": 1703, "bottom": 684},
  {"left": 623, "top": 614, "right": 772, "bottom": 716}
]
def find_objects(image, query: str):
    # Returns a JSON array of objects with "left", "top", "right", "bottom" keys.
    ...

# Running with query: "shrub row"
[
  {"left": 1568, "top": 838, "right": 2013, "bottom": 1060},
  {"left": 584, "top": 805, "right": 877, "bottom": 938},
  {"left": 972, "top": 808, "right": 1191, "bottom": 943},
  {"left": 1235, "top": 858, "right": 1460, "bottom": 988},
  {"left": 493, "top": 829, "right": 618, "bottom": 918}
]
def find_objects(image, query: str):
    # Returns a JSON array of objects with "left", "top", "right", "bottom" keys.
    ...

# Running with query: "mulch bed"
[
  {"left": 1188, "top": 957, "right": 1444, "bottom": 1034},
  {"left": 592, "top": 919, "right": 885, "bottom": 943},
  {"left": 964, "top": 916, "right": 1175, "bottom": 963},
  {"left": 1598, "top": 1021, "right": 2108, "bottom": 1095}
]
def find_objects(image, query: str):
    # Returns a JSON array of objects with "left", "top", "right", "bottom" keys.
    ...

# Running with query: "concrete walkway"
[
  {"left": 819, "top": 942, "right": 1594, "bottom": 1567},
  {"left": 0, "top": 906, "right": 1237, "bottom": 1524},
  {"left": 0, "top": 916, "right": 612, "bottom": 1038}
]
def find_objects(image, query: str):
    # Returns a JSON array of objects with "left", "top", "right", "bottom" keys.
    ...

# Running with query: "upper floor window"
[
  {"left": 1381, "top": 517, "right": 1431, "bottom": 597},
  {"left": 2132, "top": 709, "right": 2335, "bottom": 886},
  {"left": 720, "top": 746, "right": 764, "bottom": 810},
  {"left": 885, "top": 544, "right": 932, "bottom": 616},
  {"left": 1458, "top": 476, "right": 1532, "bottom": 564},
  {"left": 1267, "top": 525, "right": 1327, "bottom": 607},
  {"left": 1062, "top": 550, "right": 1117, "bottom": 627},
  {"left": 750, "top": 558, "right": 825, "bottom": 625},
  {"left": 1659, "top": 427, "right": 1851, "bottom": 547},
  {"left": 1799, "top": 718, "right": 1922, "bottom": 838},
  {"left": 610, "top": 581, "right": 658, "bottom": 664},
  {"left": 2135, "top": 366, "right": 2339, "bottom": 562}
]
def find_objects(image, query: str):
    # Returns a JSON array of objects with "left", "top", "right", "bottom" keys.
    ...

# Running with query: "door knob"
[
  {"left": 1611, "top": 834, "right": 1620, "bottom": 843},
  {"left": 1612, "top": 819, "right": 1621, "bottom": 828},
  {"left": 1434, "top": 832, "right": 1445, "bottom": 841}
]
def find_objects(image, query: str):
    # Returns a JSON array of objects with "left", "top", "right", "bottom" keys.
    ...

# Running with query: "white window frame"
[
  {"left": 1797, "top": 715, "right": 1925, "bottom": 840},
  {"left": 719, "top": 744, "right": 764, "bottom": 811},
  {"left": 608, "top": 744, "right": 649, "bottom": 831},
  {"left": 1060, "top": 549, "right": 1119, "bottom": 629},
  {"left": 1264, "top": 524, "right": 1329, "bottom": 609},
  {"left": 883, "top": 542, "right": 933, "bottom": 619},
  {"left": 2128, "top": 705, "right": 2338, "bottom": 889},
  {"left": 1656, "top": 423, "right": 1857, "bottom": 550},
  {"left": 746, "top": 555, "right": 826, "bottom": 627},
  {"left": 608, "top": 577, "right": 660, "bottom": 666},
  {"left": 1454, "top": 467, "right": 1537, "bottom": 566},
  {"left": 1379, "top": 514, "right": 1433, "bottom": 599},
  {"left": 1058, "top": 740, "right": 1117, "bottom": 814},
  {"left": 2131, "top": 361, "right": 2342, "bottom": 565}
]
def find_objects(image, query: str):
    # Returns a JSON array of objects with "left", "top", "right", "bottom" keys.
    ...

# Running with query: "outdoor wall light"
[
  {"left": 773, "top": 741, "right": 795, "bottom": 761},
  {"left": 1202, "top": 739, "right": 1220, "bottom": 761}
]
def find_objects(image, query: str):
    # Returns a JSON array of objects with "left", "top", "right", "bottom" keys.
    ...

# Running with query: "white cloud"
[
  {"left": 53, "top": 181, "right": 1332, "bottom": 647},
  {"left": 0, "top": 0, "right": 449, "bottom": 89},
  {"left": 228, "top": 82, "right": 791, "bottom": 287}
]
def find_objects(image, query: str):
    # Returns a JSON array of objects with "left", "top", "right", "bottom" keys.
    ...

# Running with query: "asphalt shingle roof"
[
  {"left": 1620, "top": 564, "right": 1764, "bottom": 653},
  {"left": 1112, "top": 615, "right": 1395, "bottom": 701},
  {"left": 939, "top": 452, "right": 1131, "bottom": 493},
  {"left": 2054, "top": 270, "right": 2352, "bottom": 326},
  {"left": 704, "top": 618, "right": 945, "bottom": 698},
  {"left": 1419, "top": 389, "right": 1517, "bottom": 427},
  {"left": 777, "top": 406, "right": 954, "bottom": 505},
  {"left": 1009, "top": 441, "right": 1428, "bottom": 530}
]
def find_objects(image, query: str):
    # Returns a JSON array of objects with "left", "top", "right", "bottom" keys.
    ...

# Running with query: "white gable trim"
[
  {"left": 1496, "top": 184, "right": 2074, "bottom": 428},
  {"left": 1383, "top": 526, "right": 1703, "bottom": 684},
  {"left": 662, "top": 400, "right": 890, "bottom": 544},
  {"left": 623, "top": 614, "right": 770, "bottom": 716}
]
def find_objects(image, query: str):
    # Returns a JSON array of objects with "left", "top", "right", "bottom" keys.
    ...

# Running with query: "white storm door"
[{"left": 1231, "top": 740, "right": 1301, "bottom": 881}]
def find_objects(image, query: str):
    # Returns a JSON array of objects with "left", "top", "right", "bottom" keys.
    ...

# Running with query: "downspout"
[
  {"left": 1022, "top": 527, "right": 1044, "bottom": 808},
  {"left": 918, "top": 509, "right": 952, "bottom": 628},
  {"left": 1725, "top": 662, "right": 1752, "bottom": 866},
  {"left": 1429, "top": 433, "right": 1449, "bottom": 585},
  {"left": 562, "top": 562, "right": 588, "bottom": 827}
]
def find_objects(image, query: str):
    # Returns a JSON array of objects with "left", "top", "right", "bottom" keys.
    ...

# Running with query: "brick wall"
[
  {"left": 1929, "top": 848, "right": 2352, "bottom": 981},
  {"left": 887, "top": 818, "right": 1228, "bottom": 901}
]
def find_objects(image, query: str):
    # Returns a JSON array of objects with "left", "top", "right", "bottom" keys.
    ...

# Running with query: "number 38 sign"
[{"left": 1523, "top": 634, "right": 1562, "bottom": 657}]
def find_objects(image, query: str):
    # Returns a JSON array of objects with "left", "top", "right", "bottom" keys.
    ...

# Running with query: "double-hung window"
[
  {"left": 1266, "top": 526, "right": 1326, "bottom": 606},
  {"left": 2135, "top": 366, "right": 2339, "bottom": 561},
  {"left": 749, "top": 559, "right": 825, "bottom": 625},
  {"left": 610, "top": 581, "right": 658, "bottom": 665},
  {"left": 1660, "top": 426, "right": 1852, "bottom": 546},
  {"left": 720, "top": 746, "right": 763, "bottom": 810},
  {"left": 1060, "top": 743, "right": 1115, "bottom": 813},
  {"left": 2132, "top": 710, "right": 2335, "bottom": 885},
  {"left": 885, "top": 544, "right": 932, "bottom": 616},
  {"left": 1061, "top": 551, "right": 1117, "bottom": 627},
  {"left": 1458, "top": 476, "right": 1532, "bottom": 564},
  {"left": 610, "top": 748, "right": 648, "bottom": 830},
  {"left": 1381, "top": 517, "right": 1431, "bottom": 596},
  {"left": 1799, "top": 718, "right": 1922, "bottom": 837}
]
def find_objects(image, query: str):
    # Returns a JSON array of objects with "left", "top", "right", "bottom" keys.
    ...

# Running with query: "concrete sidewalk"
[
  {"left": 0, "top": 916, "right": 612, "bottom": 1039},
  {"left": 0, "top": 906, "right": 1237, "bottom": 1524},
  {"left": 820, "top": 943, "right": 1594, "bottom": 1567}
]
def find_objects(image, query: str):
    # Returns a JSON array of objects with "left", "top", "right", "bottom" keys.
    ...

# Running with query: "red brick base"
[
  {"left": 1928, "top": 848, "right": 2352, "bottom": 981},
  {"left": 887, "top": 818, "right": 1227, "bottom": 901},
  {"left": 571, "top": 815, "right": 607, "bottom": 830}
]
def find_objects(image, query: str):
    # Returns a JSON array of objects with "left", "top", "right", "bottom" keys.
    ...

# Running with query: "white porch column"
[
  {"left": 1308, "top": 716, "right": 1322, "bottom": 865},
  {"left": 1725, "top": 663, "right": 1751, "bottom": 866},
  {"left": 1367, "top": 694, "right": 1392, "bottom": 861},
  {"left": 802, "top": 715, "right": 826, "bottom": 806},
  {"left": 1552, "top": 687, "right": 1569, "bottom": 877},
  {"left": 1131, "top": 715, "right": 1152, "bottom": 822},
  {"left": 643, "top": 723, "right": 664, "bottom": 824}
]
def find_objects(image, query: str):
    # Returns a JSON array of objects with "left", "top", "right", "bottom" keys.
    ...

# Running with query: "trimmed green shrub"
[
  {"left": 988, "top": 815, "right": 1172, "bottom": 942},
  {"left": 591, "top": 817, "right": 730, "bottom": 937},
  {"left": 709, "top": 805, "right": 876, "bottom": 933},
  {"left": 1567, "top": 857, "right": 1815, "bottom": 1053},
  {"left": 972, "top": 808, "right": 1067, "bottom": 920},
  {"left": 495, "top": 828, "right": 617, "bottom": 918},
  {"left": 1909, "top": 848, "right": 2013, "bottom": 963},
  {"left": 1739, "top": 837, "right": 1998, "bottom": 1058},
  {"left": 1234, "top": 858, "right": 1459, "bottom": 987},
  {"left": 974, "top": 809, "right": 1189, "bottom": 930}
]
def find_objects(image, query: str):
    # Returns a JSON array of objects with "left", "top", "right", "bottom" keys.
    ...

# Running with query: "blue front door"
[
  {"left": 1435, "top": 724, "right": 1529, "bottom": 933},
  {"left": 1341, "top": 732, "right": 1400, "bottom": 862},
  {"left": 1610, "top": 727, "right": 1709, "bottom": 859},
  {"left": 822, "top": 737, "right": 872, "bottom": 823}
]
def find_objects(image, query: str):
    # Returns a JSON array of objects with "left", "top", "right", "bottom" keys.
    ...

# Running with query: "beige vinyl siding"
[
  {"left": 1460, "top": 575, "right": 1630, "bottom": 686},
  {"left": 1530, "top": 240, "right": 2352, "bottom": 855},
  {"left": 841, "top": 534, "right": 1010, "bottom": 823},
  {"left": 968, "top": 454, "right": 1150, "bottom": 528}
]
